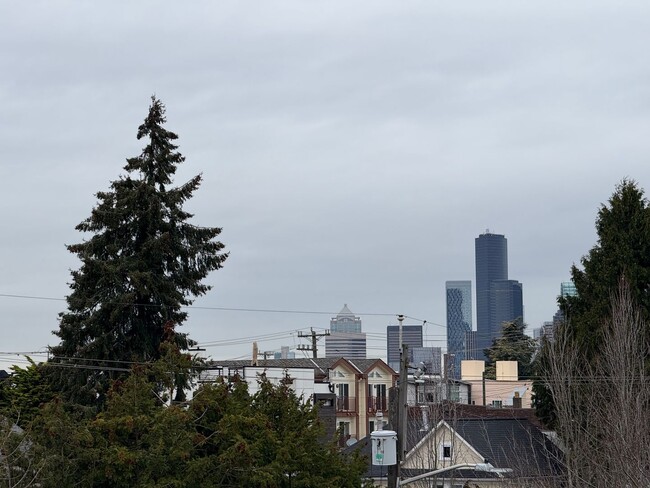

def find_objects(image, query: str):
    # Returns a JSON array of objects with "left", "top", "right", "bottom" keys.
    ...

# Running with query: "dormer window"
[{"left": 439, "top": 442, "right": 453, "bottom": 460}]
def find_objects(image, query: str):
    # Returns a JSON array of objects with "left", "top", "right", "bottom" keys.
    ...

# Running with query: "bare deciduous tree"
[{"left": 543, "top": 279, "right": 650, "bottom": 487}]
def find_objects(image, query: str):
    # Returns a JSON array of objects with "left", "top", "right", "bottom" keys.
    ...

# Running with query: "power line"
[{"left": 0, "top": 292, "right": 399, "bottom": 317}]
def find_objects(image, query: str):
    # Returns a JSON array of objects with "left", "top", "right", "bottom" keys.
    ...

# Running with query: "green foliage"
[
  {"left": 563, "top": 179, "right": 650, "bottom": 358},
  {"left": 531, "top": 340, "right": 557, "bottom": 429},
  {"left": 0, "top": 358, "right": 55, "bottom": 427},
  {"left": 483, "top": 318, "right": 536, "bottom": 379},
  {"left": 50, "top": 97, "right": 227, "bottom": 404},
  {"left": 23, "top": 365, "right": 365, "bottom": 487},
  {"left": 185, "top": 374, "right": 366, "bottom": 487}
]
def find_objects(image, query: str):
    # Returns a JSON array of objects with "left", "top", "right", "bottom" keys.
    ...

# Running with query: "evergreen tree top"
[
  {"left": 126, "top": 96, "right": 182, "bottom": 188},
  {"left": 51, "top": 97, "right": 227, "bottom": 405}
]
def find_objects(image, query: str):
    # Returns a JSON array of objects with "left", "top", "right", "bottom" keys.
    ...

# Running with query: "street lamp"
[{"left": 398, "top": 462, "right": 509, "bottom": 486}]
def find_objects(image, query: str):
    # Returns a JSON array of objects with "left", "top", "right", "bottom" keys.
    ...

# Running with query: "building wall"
[
  {"left": 460, "top": 360, "right": 532, "bottom": 408},
  {"left": 325, "top": 332, "right": 367, "bottom": 359},
  {"left": 330, "top": 361, "right": 396, "bottom": 443},
  {"left": 404, "top": 421, "right": 483, "bottom": 471}
]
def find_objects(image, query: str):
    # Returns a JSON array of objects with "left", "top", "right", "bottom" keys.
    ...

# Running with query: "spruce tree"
[
  {"left": 51, "top": 97, "right": 227, "bottom": 400},
  {"left": 562, "top": 178, "right": 650, "bottom": 358},
  {"left": 534, "top": 179, "right": 650, "bottom": 426}
]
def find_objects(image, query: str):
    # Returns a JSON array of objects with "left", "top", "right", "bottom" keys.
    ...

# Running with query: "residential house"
[
  {"left": 402, "top": 416, "right": 562, "bottom": 487},
  {"left": 205, "top": 356, "right": 397, "bottom": 445},
  {"left": 349, "top": 403, "right": 563, "bottom": 487}
]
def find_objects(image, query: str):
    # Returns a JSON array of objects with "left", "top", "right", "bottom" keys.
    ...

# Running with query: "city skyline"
[{"left": 3, "top": 2, "right": 650, "bottom": 371}]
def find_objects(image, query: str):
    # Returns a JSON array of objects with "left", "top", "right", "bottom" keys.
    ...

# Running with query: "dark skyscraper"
[
  {"left": 446, "top": 281, "right": 472, "bottom": 379},
  {"left": 475, "top": 232, "right": 523, "bottom": 358},
  {"left": 490, "top": 279, "right": 523, "bottom": 333},
  {"left": 386, "top": 325, "right": 423, "bottom": 372}
]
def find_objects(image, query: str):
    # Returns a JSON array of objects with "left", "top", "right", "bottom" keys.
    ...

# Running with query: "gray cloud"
[{"left": 2, "top": 1, "right": 650, "bottom": 367}]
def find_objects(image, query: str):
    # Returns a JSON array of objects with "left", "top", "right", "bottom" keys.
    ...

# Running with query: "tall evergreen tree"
[
  {"left": 562, "top": 178, "right": 650, "bottom": 358},
  {"left": 534, "top": 179, "right": 650, "bottom": 426},
  {"left": 51, "top": 97, "right": 227, "bottom": 400}
]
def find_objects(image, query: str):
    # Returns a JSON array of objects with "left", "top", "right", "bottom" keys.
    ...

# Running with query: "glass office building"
[{"left": 446, "top": 281, "right": 472, "bottom": 379}]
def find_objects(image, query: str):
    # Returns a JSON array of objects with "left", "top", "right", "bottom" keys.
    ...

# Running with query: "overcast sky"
[{"left": 2, "top": 1, "right": 650, "bottom": 370}]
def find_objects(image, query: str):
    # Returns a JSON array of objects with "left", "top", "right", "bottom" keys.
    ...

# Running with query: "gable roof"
[
  {"left": 403, "top": 404, "right": 564, "bottom": 478},
  {"left": 455, "top": 418, "right": 559, "bottom": 474}
]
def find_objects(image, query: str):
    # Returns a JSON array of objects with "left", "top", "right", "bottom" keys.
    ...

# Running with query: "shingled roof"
[
  {"left": 454, "top": 418, "right": 561, "bottom": 476},
  {"left": 350, "top": 409, "right": 563, "bottom": 483}
]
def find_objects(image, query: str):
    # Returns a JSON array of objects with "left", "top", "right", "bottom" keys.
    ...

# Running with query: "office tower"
[
  {"left": 490, "top": 279, "right": 524, "bottom": 332},
  {"left": 386, "top": 325, "right": 423, "bottom": 371},
  {"left": 446, "top": 280, "right": 472, "bottom": 379},
  {"left": 329, "top": 304, "right": 361, "bottom": 333},
  {"left": 475, "top": 232, "right": 523, "bottom": 358},
  {"left": 412, "top": 346, "right": 442, "bottom": 375},
  {"left": 325, "top": 304, "right": 366, "bottom": 359}
]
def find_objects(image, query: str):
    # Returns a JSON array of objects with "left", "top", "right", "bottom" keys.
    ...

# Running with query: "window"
[
  {"left": 374, "top": 384, "right": 387, "bottom": 410},
  {"left": 337, "top": 383, "right": 350, "bottom": 410},
  {"left": 492, "top": 400, "right": 503, "bottom": 408},
  {"left": 439, "top": 443, "right": 453, "bottom": 460}
]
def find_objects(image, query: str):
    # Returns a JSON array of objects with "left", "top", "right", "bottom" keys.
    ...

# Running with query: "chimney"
[{"left": 513, "top": 391, "right": 522, "bottom": 409}]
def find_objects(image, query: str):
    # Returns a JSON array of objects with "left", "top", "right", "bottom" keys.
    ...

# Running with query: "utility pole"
[
  {"left": 388, "top": 314, "right": 408, "bottom": 488},
  {"left": 297, "top": 328, "right": 330, "bottom": 358},
  {"left": 387, "top": 387, "right": 398, "bottom": 488}
]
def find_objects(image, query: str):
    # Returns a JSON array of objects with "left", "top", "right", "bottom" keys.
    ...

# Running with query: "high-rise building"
[
  {"left": 446, "top": 280, "right": 472, "bottom": 379},
  {"left": 475, "top": 232, "right": 523, "bottom": 358},
  {"left": 325, "top": 304, "right": 366, "bottom": 359},
  {"left": 386, "top": 325, "right": 423, "bottom": 371},
  {"left": 490, "top": 279, "right": 523, "bottom": 332}
]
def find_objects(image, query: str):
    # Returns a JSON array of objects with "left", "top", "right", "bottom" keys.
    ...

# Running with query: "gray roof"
[
  {"left": 402, "top": 404, "right": 563, "bottom": 478},
  {"left": 454, "top": 418, "right": 560, "bottom": 475}
]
